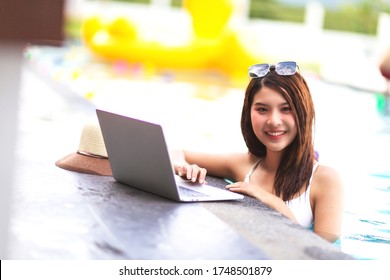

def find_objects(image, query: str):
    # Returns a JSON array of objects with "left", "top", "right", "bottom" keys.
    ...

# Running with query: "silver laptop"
[{"left": 96, "top": 109, "right": 244, "bottom": 202}]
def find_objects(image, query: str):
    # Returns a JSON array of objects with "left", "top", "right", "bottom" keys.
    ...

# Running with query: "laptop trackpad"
[{"left": 175, "top": 175, "right": 233, "bottom": 196}]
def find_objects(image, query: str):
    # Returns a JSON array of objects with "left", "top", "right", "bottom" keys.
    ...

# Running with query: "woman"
[{"left": 171, "top": 61, "right": 343, "bottom": 243}]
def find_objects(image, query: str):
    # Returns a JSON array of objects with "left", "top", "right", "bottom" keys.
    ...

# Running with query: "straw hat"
[{"left": 55, "top": 122, "right": 112, "bottom": 176}]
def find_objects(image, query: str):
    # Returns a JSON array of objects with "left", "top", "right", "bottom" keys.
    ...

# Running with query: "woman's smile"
[{"left": 265, "top": 130, "right": 286, "bottom": 139}]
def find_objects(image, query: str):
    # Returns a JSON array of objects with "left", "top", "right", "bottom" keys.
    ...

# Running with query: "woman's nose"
[{"left": 267, "top": 110, "right": 282, "bottom": 126}]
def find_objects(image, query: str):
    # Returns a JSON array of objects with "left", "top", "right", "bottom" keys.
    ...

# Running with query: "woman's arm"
[
  {"left": 311, "top": 166, "right": 344, "bottom": 243},
  {"left": 226, "top": 182, "right": 299, "bottom": 223},
  {"left": 170, "top": 150, "right": 251, "bottom": 183}
]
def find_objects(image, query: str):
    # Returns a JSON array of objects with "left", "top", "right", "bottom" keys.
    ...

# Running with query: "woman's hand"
[
  {"left": 176, "top": 163, "right": 207, "bottom": 184},
  {"left": 170, "top": 149, "right": 208, "bottom": 184},
  {"left": 226, "top": 181, "right": 263, "bottom": 199},
  {"left": 226, "top": 181, "right": 298, "bottom": 224}
]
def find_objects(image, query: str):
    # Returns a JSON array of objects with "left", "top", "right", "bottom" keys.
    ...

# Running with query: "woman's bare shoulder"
[
  {"left": 315, "top": 164, "right": 342, "bottom": 181},
  {"left": 312, "top": 164, "right": 344, "bottom": 195}
]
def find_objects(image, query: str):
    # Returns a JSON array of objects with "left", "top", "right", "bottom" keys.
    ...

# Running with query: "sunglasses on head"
[{"left": 248, "top": 61, "right": 298, "bottom": 78}]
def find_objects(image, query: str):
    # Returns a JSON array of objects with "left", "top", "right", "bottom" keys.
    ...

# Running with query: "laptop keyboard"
[{"left": 178, "top": 186, "right": 209, "bottom": 197}]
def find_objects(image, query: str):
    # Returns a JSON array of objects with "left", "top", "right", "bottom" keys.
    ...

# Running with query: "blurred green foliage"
[
  {"left": 65, "top": 17, "right": 82, "bottom": 40},
  {"left": 171, "top": 0, "right": 182, "bottom": 7},
  {"left": 249, "top": 0, "right": 305, "bottom": 23},
  {"left": 324, "top": 6, "right": 378, "bottom": 35},
  {"left": 248, "top": 0, "right": 390, "bottom": 35},
  {"left": 324, "top": 0, "right": 390, "bottom": 35}
]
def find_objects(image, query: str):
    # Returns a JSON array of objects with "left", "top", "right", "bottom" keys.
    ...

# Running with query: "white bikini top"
[{"left": 244, "top": 160, "right": 319, "bottom": 228}]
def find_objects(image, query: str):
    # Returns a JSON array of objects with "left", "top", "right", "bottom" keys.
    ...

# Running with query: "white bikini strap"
[
  {"left": 308, "top": 161, "right": 319, "bottom": 186},
  {"left": 244, "top": 159, "right": 261, "bottom": 182}
]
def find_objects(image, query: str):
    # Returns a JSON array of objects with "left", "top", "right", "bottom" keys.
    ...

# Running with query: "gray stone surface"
[{"left": 7, "top": 65, "right": 353, "bottom": 260}]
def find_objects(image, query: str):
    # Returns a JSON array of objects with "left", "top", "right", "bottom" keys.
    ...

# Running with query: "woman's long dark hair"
[{"left": 241, "top": 71, "right": 316, "bottom": 201}]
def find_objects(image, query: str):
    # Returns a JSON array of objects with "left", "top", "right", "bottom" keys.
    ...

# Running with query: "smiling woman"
[{"left": 170, "top": 61, "right": 344, "bottom": 243}]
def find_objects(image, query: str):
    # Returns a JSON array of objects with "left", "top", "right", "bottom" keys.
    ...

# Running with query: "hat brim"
[{"left": 55, "top": 152, "right": 112, "bottom": 176}]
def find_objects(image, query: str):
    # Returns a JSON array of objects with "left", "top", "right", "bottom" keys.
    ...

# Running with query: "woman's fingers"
[
  {"left": 177, "top": 164, "right": 207, "bottom": 183},
  {"left": 197, "top": 166, "right": 207, "bottom": 184},
  {"left": 187, "top": 164, "right": 198, "bottom": 181},
  {"left": 186, "top": 164, "right": 207, "bottom": 183},
  {"left": 226, "top": 182, "right": 240, "bottom": 191},
  {"left": 226, "top": 182, "right": 247, "bottom": 192}
]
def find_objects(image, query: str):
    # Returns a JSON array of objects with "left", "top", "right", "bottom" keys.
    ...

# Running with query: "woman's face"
[{"left": 250, "top": 86, "right": 297, "bottom": 154}]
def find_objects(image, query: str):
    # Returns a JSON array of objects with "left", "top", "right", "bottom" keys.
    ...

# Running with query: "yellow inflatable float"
[{"left": 81, "top": 0, "right": 262, "bottom": 80}]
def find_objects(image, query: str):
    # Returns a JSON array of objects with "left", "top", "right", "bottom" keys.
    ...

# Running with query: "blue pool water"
[
  {"left": 311, "top": 80, "right": 390, "bottom": 260},
  {"left": 338, "top": 173, "right": 390, "bottom": 260}
]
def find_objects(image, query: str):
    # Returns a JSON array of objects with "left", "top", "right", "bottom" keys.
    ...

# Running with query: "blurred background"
[
  {"left": 3, "top": 0, "right": 390, "bottom": 260},
  {"left": 27, "top": 0, "right": 390, "bottom": 150},
  {"left": 62, "top": 0, "right": 390, "bottom": 89}
]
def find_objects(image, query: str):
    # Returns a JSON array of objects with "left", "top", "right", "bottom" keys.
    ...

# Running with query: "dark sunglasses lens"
[
  {"left": 275, "top": 61, "right": 297, "bottom": 75},
  {"left": 248, "top": 64, "right": 269, "bottom": 78}
]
